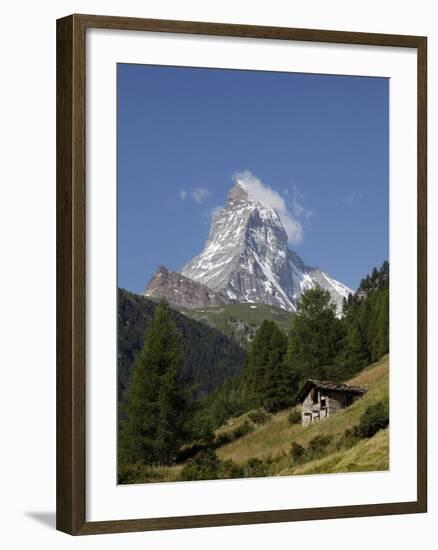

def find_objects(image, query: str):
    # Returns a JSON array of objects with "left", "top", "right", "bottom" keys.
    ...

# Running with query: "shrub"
[
  {"left": 336, "top": 401, "right": 389, "bottom": 451},
  {"left": 248, "top": 409, "right": 271, "bottom": 425},
  {"left": 175, "top": 442, "right": 210, "bottom": 463},
  {"left": 214, "top": 432, "right": 232, "bottom": 447},
  {"left": 356, "top": 401, "right": 389, "bottom": 439},
  {"left": 231, "top": 420, "right": 254, "bottom": 439},
  {"left": 218, "top": 459, "right": 244, "bottom": 479},
  {"left": 118, "top": 463, "right": 163, "bottom": 484},
  {"left": 290, "top": 442, "right": 305, "bottom": 463},
  {"left": 179, "top": 449, "right": 243, "bottom": 481},
  {"left": 307, "top": 435, "right": 333, "bottom": 459},
  {"left": 336, "top": 428, "right": 360, "bottom": 450},
  {"left": 243, "top": 458, "right": 269, "bottom": 478},
  {"left": 287, "top": 409, "right": 302, "bottom": 425},
  {"left": 290, "top": 434, "right": 334, "bottom": 465},
  {"left": 213, "top": 420, "right": 255, "bottom": 449},
  {"left": 179, "top": 449, "right": 221, "bottom": 481}
]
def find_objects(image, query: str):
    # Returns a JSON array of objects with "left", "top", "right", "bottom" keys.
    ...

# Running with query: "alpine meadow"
[{"left": 117, "top": 64, "right": 389, "bottom": 484}]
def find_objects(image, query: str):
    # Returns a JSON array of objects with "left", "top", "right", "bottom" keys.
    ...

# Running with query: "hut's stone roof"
[{"left": 297, "top": 379, "right": 366, "bottom": 403}]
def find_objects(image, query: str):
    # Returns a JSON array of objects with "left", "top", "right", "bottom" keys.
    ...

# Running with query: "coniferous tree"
[
  {"left": 336, "top": 261, "right": 389, "bottom": 373},
  {"left": 201, "top": 376, "right": 245, "bottom": 429},
  {"left": 287, "top": 287, "right": 345, "bottom": 383},
  {"left": 243, "top": 321, "right": 274, "bottom": 409},
  {"left": 380, "top": 261, "right": 389, "bottom": 287},
  {"left": 242, "top": 321, "right": 294, "bottom": 412},
  {"left": 335, "top": 312, "right": 369, "bottom": 376},
  {"left": 206, "top": 263, "right": 390, "bottom": 429},
  {"left": 118, "top": 288, "right": 245, "bottom": 401},
  {"left": 375, "top": 285, "right": 389, "bottom": 357},
  {"left": 263, "top": 323, "right": 293, "bottom": 412},
  {"left": 119, "top": 300, "right": 191, "bottom": 466}
]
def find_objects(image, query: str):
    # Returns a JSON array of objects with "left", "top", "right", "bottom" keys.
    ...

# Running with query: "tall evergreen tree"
[
  {"left": 243, "top": 320, "right": 294, "bottom": 412},
  {"left": 336, "top": 261, "right": 389, "bottom": 373},
  {"left": 119, "top": 300, "right": 191, "bottom": 466},
  {"left": 263, "top": 323, "right": 293, "bottom": 412},
  {"left": 335, "top": 309, "right": 369, "bottom": 377},
  {"left": 380, "top": 260, "right": 389, "bottom": 286},
  {"left": 375, "top": 285, "right": 389, "bottom": 357},
  {"left": 243, "top": 321, "right": 273, "bottom": 408},
  {"left": 287, "top": 287, "right": 345, "bottom": 383}
]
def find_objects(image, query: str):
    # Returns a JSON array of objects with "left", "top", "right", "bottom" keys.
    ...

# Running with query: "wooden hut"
[{"left": 297, "top": 379, "right": 366, "bottom": 425}]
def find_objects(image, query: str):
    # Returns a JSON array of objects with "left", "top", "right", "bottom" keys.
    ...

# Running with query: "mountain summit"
[
  {"left": 179, "top": 180, "right": 352, "bottom": 313},
  {"left": 145, "top": 179, "right": 352, "bottom": 313}
]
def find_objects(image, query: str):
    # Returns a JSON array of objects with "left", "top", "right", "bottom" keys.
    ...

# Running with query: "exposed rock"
[
  {"left": 180, "top": 180, "right": 352, "bottom": 314},
  {"left": 144, "top": 266, "right": 230, "bottom": 309}
]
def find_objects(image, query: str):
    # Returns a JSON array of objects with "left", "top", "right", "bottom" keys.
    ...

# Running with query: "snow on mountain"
[{"left": 180, "top": 179, "right": 352, "bottom": 314}]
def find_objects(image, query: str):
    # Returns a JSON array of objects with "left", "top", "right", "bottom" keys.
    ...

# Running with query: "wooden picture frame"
[{"left": 56, "top": 13, "right": 427, "bottom": 535}]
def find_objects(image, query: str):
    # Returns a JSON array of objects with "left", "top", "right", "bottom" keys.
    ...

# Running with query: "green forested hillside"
[
  {"left": 119, "top": 356, "right": 389, "bottom": 483},
  {"left": 200, "top": 262, "right": 390, "bottom": 430},
  {"left": 338, "top": 260, "right": 389, "bottom": 374},
  {"left": 118, "top": 289, "right": 245, "bottom": 400},
  {"left": 182, "top": 302, "right": 294, "bottom": 345},
  {"left": 118, "top": 262, "right": 390, "bottom": 484}
]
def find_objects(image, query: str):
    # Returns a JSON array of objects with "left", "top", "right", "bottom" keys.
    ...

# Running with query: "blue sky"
[{"left": 118, "top": 64, "right": 389, "bottom": 293}]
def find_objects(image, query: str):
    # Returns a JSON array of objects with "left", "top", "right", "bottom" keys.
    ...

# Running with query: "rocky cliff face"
[
  {"left": 180, "top": 181, "right": 352, "bottom": 313},
  {"left": 144, "top": 266, "right": 230, "bottom": 309}
]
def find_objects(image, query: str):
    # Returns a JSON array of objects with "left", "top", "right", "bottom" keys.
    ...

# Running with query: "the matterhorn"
[{"left": 145, "top": 175, "right": 352, "bottom": 314}]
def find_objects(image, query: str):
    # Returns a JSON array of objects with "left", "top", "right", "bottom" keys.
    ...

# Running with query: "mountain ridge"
[
  {"left": 144, "top": 265, "right": 230, "bottom": 310},
  {"left": 180, "top": 180, "right": 352, "bottom": 313}
]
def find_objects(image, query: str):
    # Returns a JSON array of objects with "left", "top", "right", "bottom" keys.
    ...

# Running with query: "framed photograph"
[{"left": 56, "top": 14, "right": 427, "bottom": 535}]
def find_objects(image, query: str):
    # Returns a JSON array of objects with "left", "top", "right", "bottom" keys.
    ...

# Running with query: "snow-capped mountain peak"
[{"left": 179, "top": 180, "right": 352, "bottom": 313}]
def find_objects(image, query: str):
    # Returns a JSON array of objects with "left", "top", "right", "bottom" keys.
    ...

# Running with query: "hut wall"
[{"left": 301, "top": 387, "right": 362, "bottom": 424}]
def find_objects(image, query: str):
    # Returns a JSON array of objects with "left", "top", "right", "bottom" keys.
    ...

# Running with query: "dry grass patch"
[
  {"left": 280, "top": 428, "right": 389, "bottom": 476},
  {"left": 217, "top": 356, "right": 389, "bottom": 466}
]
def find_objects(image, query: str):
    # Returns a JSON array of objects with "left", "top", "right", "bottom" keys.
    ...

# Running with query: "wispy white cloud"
[
  {"left": 291, "top": 185, "right": 314, "bottom": 220},
  {"left": 233, "top": 170, "right": 304, "bottom": 244},
  {"left": 180, "top": 187, "right": 211, "bottom": 204},
  {"left": 343, "top": 191, "right": 363, "bottom": 206},
  {"left": 190, "top": 187, "right": 210, "bottom": 204}
]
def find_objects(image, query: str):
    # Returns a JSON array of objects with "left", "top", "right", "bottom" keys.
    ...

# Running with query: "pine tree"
[
  {"left": 338, "top": 315, "right": 369, "bottom": 375},
  {"left": 119, "top": 300, "right": 190, "bottom": 466},
  {"left": 336, "top": 262, "right": 389, "bottom": 373},
  {"left": 242, "top": 321, "right": 294, "bottom": 412},
  {"left": 243, "top": 321, "right": 273, "bottom": 408},
  {"left": 372, "top": 284, "right": 389, "bottom": 359},
  {"left": 287, "top": 287, "right": 345, "bottom": 383},
  {"left": 262, "top": 323, "right": 292, "bottom": 412},
  {"left": 342, "top": 296, "right": 348, "bottom": 315},
  {"left": 380, "top": 260, "right": 389, "bottom": 280}
]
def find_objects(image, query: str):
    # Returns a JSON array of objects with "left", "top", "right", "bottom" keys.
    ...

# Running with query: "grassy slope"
[
  {"left": 123, "top": 355, "right": 389, "bottom": 482},
  {"left": 182, "top": 302, "right": 294, "bottom": 341},
  {"left": 216, "top": 355, "right": 389, "bottom": 475},
  {"left": 285, "top": 428, "right": 389, "bottom": 475}
]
